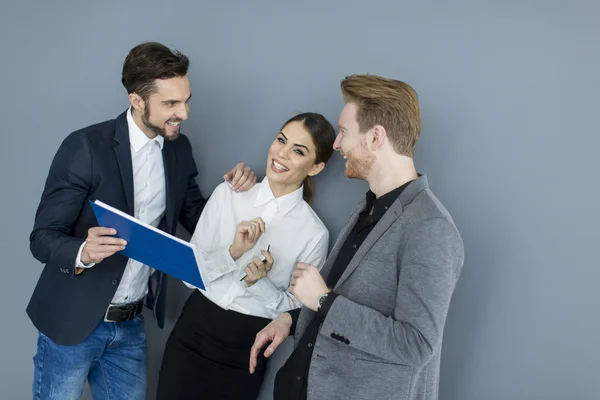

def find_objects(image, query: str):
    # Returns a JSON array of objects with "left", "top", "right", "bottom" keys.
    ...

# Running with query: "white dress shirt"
[
  {"left": 75, "top": 108, "right": 166, "bottom": 304},
  {"left": 185, "top": 177, "right": 329, "bottom": 319}
]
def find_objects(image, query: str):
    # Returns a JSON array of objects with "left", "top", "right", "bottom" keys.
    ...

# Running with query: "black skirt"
[{"left": 157, "top": 290, "right": 272, "bottom": 400}]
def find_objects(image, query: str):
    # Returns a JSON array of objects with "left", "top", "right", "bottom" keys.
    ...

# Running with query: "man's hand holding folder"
[
  {"left": 81, "top": 228, "right": 127, "bottom": 264},
  {"left": 89, "top": 200, "right": 206, "bottom": 289},
  {"left": 75, "top": 227, "right": 128, "bottom": 275}
]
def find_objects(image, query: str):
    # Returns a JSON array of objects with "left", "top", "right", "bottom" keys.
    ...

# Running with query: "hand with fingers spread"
[
  {"left": 80, "top": 227, "right": 127, "bottom": 265},
  {"left": 249, "top": 312, "right": 293, "bottom": 374},
  {"left": 243, "top": 250, "right": 274, "bottom": 286},
  {"left": 229, "top": 218, "right": 266, "bottom": 260},
  {"left": 223, "top": 162, "right": 257, "bottom": 192}
]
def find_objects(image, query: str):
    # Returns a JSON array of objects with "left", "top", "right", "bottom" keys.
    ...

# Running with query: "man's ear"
[
  {"left": 370, "top": 125, "right": 387, "bottom": 149},
  {"left": 308, "top": 162, "right": 325, "bottom": 177},
  {"left": 128, "top": 93, "right": 145, "bottom": 112}
]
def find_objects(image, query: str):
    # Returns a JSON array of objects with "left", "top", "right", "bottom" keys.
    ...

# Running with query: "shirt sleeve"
[
  {"left": 245, "top": 228, "right": 329, "bottom": 317},
  {"left": 183, "top": 183, "right": 246, "bottom": 291},
  {"left": 74, "top": 241, "right": 95, "bottom": 269}
]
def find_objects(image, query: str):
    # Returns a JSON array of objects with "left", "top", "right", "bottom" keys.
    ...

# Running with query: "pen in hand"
[{"left": 240, "top": 244, "right": 270, "bottom": 281}]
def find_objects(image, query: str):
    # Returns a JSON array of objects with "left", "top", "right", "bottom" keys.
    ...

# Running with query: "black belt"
[{"left": 103, "top": 301, "right": 143, "bottom": 322}]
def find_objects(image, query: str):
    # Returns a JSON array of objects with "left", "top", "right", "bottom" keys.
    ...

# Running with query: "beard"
[
  {"left": 142, "top": 106, "right": 182, "bottom": 141},
  {"left": 344, "top": 138, "right": 375, "bottom": 180}
]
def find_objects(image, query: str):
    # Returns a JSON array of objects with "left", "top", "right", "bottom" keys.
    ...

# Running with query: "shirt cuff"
[
  {"left": 199, "top": 245, "right": 244, "bottom": 283},
  {"left": 75, "top": 241, "right": 95, "bottom": 269},
  {"left": 317, "top": 292, "right": 338, "bottom": 322}
]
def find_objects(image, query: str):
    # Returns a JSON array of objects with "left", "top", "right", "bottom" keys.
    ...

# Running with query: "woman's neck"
[{"left": 267, "top": 179, "right": 301, "bottom": 199}]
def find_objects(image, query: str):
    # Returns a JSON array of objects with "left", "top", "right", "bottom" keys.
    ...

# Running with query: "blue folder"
[{"left": 89, "top": 200, "right": 205, "bottom": 290}]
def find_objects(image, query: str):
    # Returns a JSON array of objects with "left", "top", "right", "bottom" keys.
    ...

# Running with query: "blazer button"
[
  {"left": 64, "top": 269, "right": 70, "bottom": 274},
  {"left": 111, "top": 279, "right": 118, "bottom": 286}
]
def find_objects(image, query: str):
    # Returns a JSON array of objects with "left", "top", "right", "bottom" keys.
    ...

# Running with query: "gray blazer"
[{"left": 295, "top": 175, "right": 464, "bottom": 400}]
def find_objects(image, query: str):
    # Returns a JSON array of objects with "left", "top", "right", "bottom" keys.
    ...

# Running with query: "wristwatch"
[{"left": 317, "top": 293, "right": 329, "bottom": 311}]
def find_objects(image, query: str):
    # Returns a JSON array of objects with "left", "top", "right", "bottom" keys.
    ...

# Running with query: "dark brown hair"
[
  {"left": 121, "top": 42, "right": 189, "bottom": 101},
  {"left": 280, "top": 113, "right": 336, "bottom": 203},
  {"left": 341, "top": 74, "right": 421, "bottom": 157}
]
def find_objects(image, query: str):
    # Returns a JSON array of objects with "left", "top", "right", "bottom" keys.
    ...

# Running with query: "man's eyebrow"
[{"left": 161, "top": 93, "right": 192, "bottom": 104}]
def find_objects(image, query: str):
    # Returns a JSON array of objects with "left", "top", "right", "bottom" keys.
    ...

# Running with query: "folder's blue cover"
[{"left": 89, "top": 200, "right": 205, "bottom": 290}]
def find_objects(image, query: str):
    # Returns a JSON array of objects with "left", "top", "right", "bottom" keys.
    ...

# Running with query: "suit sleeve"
[
  {"left": 29, "top": 132, "right": 92, "bottom": 272},
  {"left": 319, "top": 217, "right": 464, "bottom": 368},
  {"left": 177, "top": 135, "right": 208, "bottom": 234}
]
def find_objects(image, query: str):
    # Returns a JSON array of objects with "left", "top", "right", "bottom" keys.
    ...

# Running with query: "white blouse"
[{"left": 185, "top": 177, "right": 329, "bottom": 319}]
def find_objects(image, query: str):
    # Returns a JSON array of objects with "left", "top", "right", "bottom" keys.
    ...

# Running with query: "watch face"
[{"left": 319, "top": 294, "right": 327, "bottom": 307}]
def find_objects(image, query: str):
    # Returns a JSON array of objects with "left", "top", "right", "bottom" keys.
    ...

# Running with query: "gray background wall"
[{"left": 1, "top": 1, "right": 598, "bottom": 399}]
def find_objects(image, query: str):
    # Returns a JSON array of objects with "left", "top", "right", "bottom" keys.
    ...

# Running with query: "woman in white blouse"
[{"left": 156, "top": 112, "right": 336, "bottom": 400}]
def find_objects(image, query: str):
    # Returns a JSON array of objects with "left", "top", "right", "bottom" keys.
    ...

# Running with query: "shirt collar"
[
  {"left": 365, "top": 178, "right": 414, "bottom": 218},
  {"left": 127, "top": 107, "right": 164, "bottom": 152},
  {"left": 253, "top": 177, "right": 303, "bottom": 217}
]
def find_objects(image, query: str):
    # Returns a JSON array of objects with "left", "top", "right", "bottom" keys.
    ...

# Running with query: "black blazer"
[{"left": 27, "top": 110, "right": 206, "bottom": 345}]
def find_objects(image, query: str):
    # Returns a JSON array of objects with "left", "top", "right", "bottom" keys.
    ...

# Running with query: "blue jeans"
[{"left": 32, "top": 314, "right": 147, "bottom": 400}]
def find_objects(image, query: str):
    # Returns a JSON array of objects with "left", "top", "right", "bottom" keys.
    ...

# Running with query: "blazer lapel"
[
  {"left": 297, "top": 200, "right": 366, "bottom": 336},
  {"left": 113, "top": 112, "right": 134, "bottom": 215},
  {"left": 332, "top": 175, "right": 429, "bottom": 289},
  {"left": 333, "top": 199, "right": 403, "bottom": 290},
  {"left": 162, "top": 141, "right": 177, "bottom": 233}
]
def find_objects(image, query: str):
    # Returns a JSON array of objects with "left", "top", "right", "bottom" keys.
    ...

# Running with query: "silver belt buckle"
[
  {"left": 103, "top": 303, "right": 134, "bottom": 322},
  {"left": 103, "top": 304, "right": 116, "bottom": 322}
]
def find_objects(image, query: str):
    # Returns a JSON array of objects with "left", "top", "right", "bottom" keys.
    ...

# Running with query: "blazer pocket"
[{"left": 353, "top": 358, "right": 412, "bottom": 400}]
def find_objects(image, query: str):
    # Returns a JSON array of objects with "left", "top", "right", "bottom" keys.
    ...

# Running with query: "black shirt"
[{"left": 273, "top": 181, "right": 412, "bottom": 400}]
